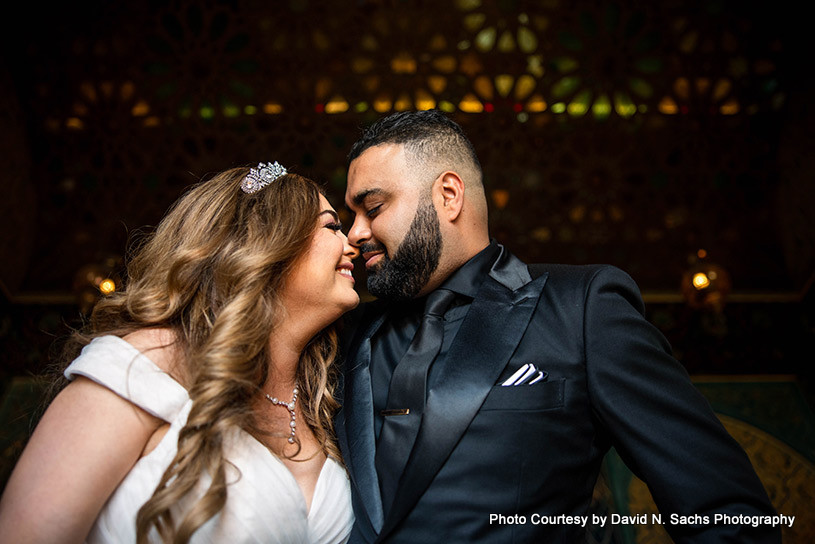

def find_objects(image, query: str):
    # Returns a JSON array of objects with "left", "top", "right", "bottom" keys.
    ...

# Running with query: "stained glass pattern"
[{"left": 0, "top": 0, "right": 802, "bottom": 298}]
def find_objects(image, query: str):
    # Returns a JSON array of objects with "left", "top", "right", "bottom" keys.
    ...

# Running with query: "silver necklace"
[{"left": 264, "top": 385, "right": 298, "bottom": 444}]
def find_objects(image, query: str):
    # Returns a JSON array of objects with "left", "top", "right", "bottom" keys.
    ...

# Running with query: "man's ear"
[{"left": 434, "top": 171, "right": 465, "bottom": 221}]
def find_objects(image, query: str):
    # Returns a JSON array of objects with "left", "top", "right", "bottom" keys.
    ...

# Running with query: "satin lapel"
[
  {"left": 378, "top": 252, "right": 549, "bottom": 538},
  {"left": 343, "top": 310, "right": 387, "bottom": 533}
]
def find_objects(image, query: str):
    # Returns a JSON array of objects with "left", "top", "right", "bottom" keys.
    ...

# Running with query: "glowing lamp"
[
  {"left": 681, "top": 261, "right": 731, "bottom": 311},
  {"left": 73, "top": 256, "right": 123, "bottom": 314},
  {"left": 99, "top": 279, "right": 116, "bottom": 295},
  {"left": 692, "top": 272, "right": 710, "bottom": 290}
]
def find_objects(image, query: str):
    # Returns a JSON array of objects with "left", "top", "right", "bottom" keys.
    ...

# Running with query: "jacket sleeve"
[{"left": 583, "top": 265, "right": 780, "bottom": 543}]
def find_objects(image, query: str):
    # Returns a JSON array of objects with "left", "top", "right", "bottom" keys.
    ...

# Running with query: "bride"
[{"left": 0, "top": 162, "right": 358, "bottom": 543}]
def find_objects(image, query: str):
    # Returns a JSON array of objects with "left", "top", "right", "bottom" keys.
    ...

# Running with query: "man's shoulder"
[
  {"left": 525, "top": 262, "right": 644, "bottom": 314},
  {"left": 526, "top": 262, "right": 630, "bottom": 284},
  {"left": 495, "top": 243, "right": 630, "bottom": 286}
]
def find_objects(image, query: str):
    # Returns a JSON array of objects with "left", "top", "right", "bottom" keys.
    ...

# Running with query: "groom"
[{"left": 335, "top": 109, "right": 779, "bottom": 543}]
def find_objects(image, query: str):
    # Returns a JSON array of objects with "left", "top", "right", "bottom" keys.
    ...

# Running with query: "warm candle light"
[
  {"left": 692, "top": 272, "right": 710, "bottom": 290},
  {"left": 99, "top": 279, "right": 116, "bottom": 295}
]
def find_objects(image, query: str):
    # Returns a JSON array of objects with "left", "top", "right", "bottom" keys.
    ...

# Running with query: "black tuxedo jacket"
[{"left": 336, "top": 245, "right": 778, "bottom": 543}]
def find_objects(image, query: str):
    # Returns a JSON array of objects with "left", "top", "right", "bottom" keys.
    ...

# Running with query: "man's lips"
[
  {"left": 359, "top": 243, "right": 387, "bottom": 270},
  {"left": 363, "top": 252, "right": 384, "bottom": 269}
]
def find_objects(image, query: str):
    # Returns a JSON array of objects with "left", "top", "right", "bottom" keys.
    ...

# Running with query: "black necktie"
[{"left": 375, "top": 288, "right": 456, "bottom": 516}]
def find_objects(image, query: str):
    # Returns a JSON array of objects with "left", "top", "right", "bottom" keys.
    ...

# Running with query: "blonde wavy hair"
[{"left": 63, "top": 167, "right": 342, "bottom": 543}]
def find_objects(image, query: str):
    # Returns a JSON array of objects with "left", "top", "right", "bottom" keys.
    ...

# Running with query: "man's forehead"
[
  {"left": 356, "top": 142, "right": 406, "bottom": 163},
  {"left": 345, "top": 143, "right": 426, "bottom": 206},
  {"left": 348, "top": 143, "right": 409, "bottom": 177},
  {"left": 346, "top": 160, "right": 399, "bottom": 202}
]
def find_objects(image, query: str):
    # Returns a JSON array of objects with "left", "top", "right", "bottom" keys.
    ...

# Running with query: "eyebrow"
[
  {"left": 350, "top": 188, "right": 386, "bottom": 207},
  {"left": 319, "top": 210, "right": 340, "bottom": 222}
]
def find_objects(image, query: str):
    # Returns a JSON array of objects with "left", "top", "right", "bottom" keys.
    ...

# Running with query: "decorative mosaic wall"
[{"left": 1, "top": 0, "right": 810, "bottom": 299}]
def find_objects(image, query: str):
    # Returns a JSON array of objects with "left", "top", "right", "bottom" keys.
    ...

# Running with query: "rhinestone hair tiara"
[{"left": 240, "top": 161, "right": 287, "bottom": 193}]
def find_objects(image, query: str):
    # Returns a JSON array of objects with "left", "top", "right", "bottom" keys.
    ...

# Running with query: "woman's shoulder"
[
  {"left": 61, "top": 329, "right": 191, "bottom": 423},
  {"left": 121, "top": 328, "right": 189, "bottom": 387}
]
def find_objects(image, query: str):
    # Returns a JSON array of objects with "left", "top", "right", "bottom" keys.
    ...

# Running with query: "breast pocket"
[{"left": 479, "top": 378, "right": 565, "bottom": 411}]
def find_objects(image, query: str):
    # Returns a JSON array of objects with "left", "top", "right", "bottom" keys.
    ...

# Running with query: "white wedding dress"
[{"left": 64, "top": 336, "right": 353, "bottom": 543}]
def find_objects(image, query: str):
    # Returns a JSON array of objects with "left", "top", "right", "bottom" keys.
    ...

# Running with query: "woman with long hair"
[{"left": 0, "top": 162, "right": 358, "bottom": 543}]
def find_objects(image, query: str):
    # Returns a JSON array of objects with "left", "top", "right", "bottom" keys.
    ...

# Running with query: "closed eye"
[
  {"left": 366, "top": 205, "right": 382, "bottom": 218},
  {"left": 325, "top": 221, "right": 343, "bottom": 231}
]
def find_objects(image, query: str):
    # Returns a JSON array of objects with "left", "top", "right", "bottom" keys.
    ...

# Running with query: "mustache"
[{"left": 358, "top": 242, "right": 387, "bottom": 255}]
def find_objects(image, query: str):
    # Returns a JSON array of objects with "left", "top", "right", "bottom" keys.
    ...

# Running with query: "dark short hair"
[{"left": 347, "top": 109, "right": 482, "bottom": 176}]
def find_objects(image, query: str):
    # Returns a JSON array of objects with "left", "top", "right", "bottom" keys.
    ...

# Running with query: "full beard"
[{"left": 365, "top": 200, "right": 442, "bottom": 301}]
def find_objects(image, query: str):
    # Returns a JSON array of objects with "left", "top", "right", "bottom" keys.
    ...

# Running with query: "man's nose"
[{"left": 347, "top": 216, "right": 371, "bottom": 248}]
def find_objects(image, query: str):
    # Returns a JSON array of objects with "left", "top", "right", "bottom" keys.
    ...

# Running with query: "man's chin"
[
  {"left": 365, "top": 256, "right": 390, "bottom": 278},
  {"left": 366, "top": 274, "right": 403, "bottom": 301}
]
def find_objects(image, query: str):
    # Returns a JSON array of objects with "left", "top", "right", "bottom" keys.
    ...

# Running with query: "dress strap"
[{"left": 64, "top": 335, "right": 189, "bottom": 422}]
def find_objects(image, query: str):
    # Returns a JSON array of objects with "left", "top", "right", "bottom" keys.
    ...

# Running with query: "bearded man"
[{"left": 335, "top": 109, "right": 779, "bottom": 543}]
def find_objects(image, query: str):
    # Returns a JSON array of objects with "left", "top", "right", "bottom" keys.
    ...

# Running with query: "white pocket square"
[{"left": 501, "top": 363, "right": 548, "bottom": 386}]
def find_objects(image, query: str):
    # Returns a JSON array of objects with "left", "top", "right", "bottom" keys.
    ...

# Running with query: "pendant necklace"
[{"left": 264, "top": 385, "right": 298, "bottom": 444}]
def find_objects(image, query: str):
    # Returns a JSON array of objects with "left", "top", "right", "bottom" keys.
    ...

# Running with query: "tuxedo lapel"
[
  {"left": 378, "top": 249, "right": 549, "bottom": 538},
  {"left": 343, "top": 310, "right": 387, "bottom": 533}
]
